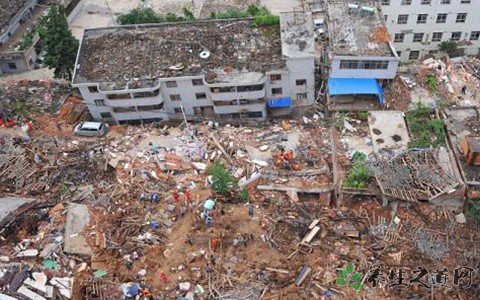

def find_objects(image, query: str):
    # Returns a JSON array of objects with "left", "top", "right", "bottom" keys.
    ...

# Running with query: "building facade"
[
  {"left": 72, "top": 14, "right": 316, "bottom": 124},
  {"left": 380, "top": 0, "right": 480, "bottom": 61}
]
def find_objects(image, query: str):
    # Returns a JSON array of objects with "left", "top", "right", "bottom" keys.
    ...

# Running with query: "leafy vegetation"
[
  {"left": 427, "top": 75, "right": 437, "bottom": 91},
  {"left": 42, "top": 4, "right": 79, "bottom": 80},
  {"left": 208, "top": 161, "right": 237, "bottom": 195},
  {"left": 466, "top": 199, "right": 480, "bottom": 223},
  {"left": 439, "top": 41, "right": 464, "bottom": 57},
  {"left": 335, "top": 262, "right": 364, "bottom": 291},
  {"left": 343, "top": 152, "right": 371, "bottom": 189},
  {"left": 210, "top": 5, "right": 279, "bottom": 26},
  {"left": 117, "top": 7, "right": 195, "bottom": 25},
  {"left": 406, "top": 102, "right": 445, "bottom": 148}
]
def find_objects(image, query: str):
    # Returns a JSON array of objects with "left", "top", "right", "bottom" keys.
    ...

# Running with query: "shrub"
[
  {"left": 439, "top": 41, "right": 464, "bottom": 57},
  {"left": 207, "top": 161, "right": 237, "bottom": 195},
  {"left": 343, "top": 153, "right": 371, "bottom": 189},
  {"left": 406, "top": 102, "right": 445, "bottom": 148}
]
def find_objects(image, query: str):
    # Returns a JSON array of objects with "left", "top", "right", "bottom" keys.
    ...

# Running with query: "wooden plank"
[
  {"left": 301, "top": 226, "right": 321, "bottom": 244},
  {"left": 257, "top": 185, "right": 333, "bottom": 194},
  {"left": 308, "top": 219, "right": 320, "bottom": 229}
]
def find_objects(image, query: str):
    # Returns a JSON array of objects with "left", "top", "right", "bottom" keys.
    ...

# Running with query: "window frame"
[
  {"left": 397, "top": 14, "right": 409, "bottom": 24},
  {"left": 401, "top": 0, "right": 411, "bottom": 5},
  {"left": 456, "top": 13, "right": 467, "bottom": 23},
  {"left": 8, "top": 62, "right": 17, "bottom": 70},
  {"left": 270, "top": 74, "right": 282, "bottom": 81},
  {"left": 169, "top": 94, "right": 182, "bottom": 101},
  {"left": 409, "top": 51, "right": 420, "bottom": 60},
  {"left": 413, "top": 33, "right": 424, "bottom": 43},
  {"left": 296, "top": 79, "right": 307, "bottom": 86},
  {"left": 421, "top": 0, "right": 431, "bottom": 4},
  {"left": 94, "top": 99, "right": 105, "bottom": 106},
  {"left": 191, "top": 79, "right": 203, "bottom": 86},
  {"left": 470, "top": 31, "right": 480, "bottom": 41},
  {"left": 394, "top": 33, "right": 405, "bottom": 43},
  {"left": 381, "top": 0, "right": 390, "bottom": 5},
  {"left": 436, "top": 14, "right": 447, "bottom": 23},
  {"left": 271, "top": 88, "right": 283, "bottom": 95},
  {"left": 195, "top": 92, "right": 207, "bottom": 100},
  {"left": 440, "top": 0, "right": 450, "bottom": 4},
  {"left": 432, "top": 32, "right": 443, "bottom": 42},
  {"left": 417, "top": 14, "right": 428, "bottom": 24},
  {"left": 451, "top": 31, "right": 462, "bottom": 41},
  {"left": 165, "top": 81, "right": 178, "bottom": 88}
]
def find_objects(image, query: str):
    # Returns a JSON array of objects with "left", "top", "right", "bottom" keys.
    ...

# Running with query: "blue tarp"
[
  {"left": 328, "top": 78, "right": 383, "bottom": 105},
  {"left": 203, "top": 199, "right": 216, "bottom": 210},
  {"left": 267, "top": 97, "right": 292, "bottom": 108}
]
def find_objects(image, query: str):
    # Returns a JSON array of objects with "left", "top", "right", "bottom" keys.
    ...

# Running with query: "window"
[
  {"left": 296, "top": 79, "right": 307, "bottom": 86},
  {"left": 413, "top": 33, "right": 424, "bottom": 42},
  {"left": 270, "top": 74, "right": 281, "bottom": 81},
  {"left": 192, "top": 79, "right": 203, "bottom": 86},
  {"left": 432, "top": 32, "right": 443, "bottom": 42},
  {"left": 451, "top": 31, "right": 462, "bottom": 41},
  {"left": 88, "top": 86, "right": 98, "bottom": 93},
  {"left": 8, "top": 62, "right": 17, "bottom": 70},
  {"left": 421, "top": 0, "right": 431, "bottom": 4},
  {"left": 170, "top": 94, "right": 181, "bottom": 101},
  {"left": 456, "top": 13, "right": 467, "bottom": 23},
  {"left": 339, "top": 60, "right": 359, "bottom": 69},
  {"left": 394, "top": 33, "right": 405, "bottom": 43},
  {"left": 436, "top": 14, "right": 447, "bottom": 23},
  {"left": 133, "top": 89, "right": 160, "bottom": 98},
  {"left": 195, "top": 92, "right": 207, "bottom": 100},
  {"left": 409, "top": 51, "right": 420, "bottom": 60},
  {"left": 137, "top": 104, "right": 163, "bottom": 111},
  {"left": 271, "top": 88, "right": 282, "bottom": 95},
  {"left": 396, "top": 51, "right": 402, "bottom": 57},
  {"left": 384, "top": 15, "right": 388, "bottom": 22},
  {"left": 381, "top": 0, "right": 390, "bottom": 5},
  {"left": 362, "top": 61, "right": 389, "bottom": 69},
  {"left": 112, "top": 106, "right": 136, "bottom": 113},
  {"left": 296, "top": 93, "right": 307, "bottom": 101},
  {"left": 106, "top": 93, "right": 130, "bottom": 100},
  {"left": 441, "top": 0, "right": 450, "bottom": 3},
  {"left": 470, "top": 31, "right": 480, "bottom": 41},
  {"left": 397, "top": 14, "right": 408, "bottom": 24},
  {"left": 401, "top": 0, "right": 411, "bottom": 5},
  {"left": 461, "top": 0, "right": 471, "bottom": 3},
  {"left": 94, "top": 99, "right": 105, "bottom": 106},
  {"left": 100, "top": 112, "right": 112, "bottom": 119},
  {"left": 417, "top": 14, "right": 428, "bottom": 24},
  {"left": 166, "top": 81, "right": 177, "bottom": 88}
]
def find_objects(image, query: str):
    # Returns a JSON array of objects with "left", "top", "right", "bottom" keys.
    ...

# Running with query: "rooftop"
[
  {"left": 326, "top": 0, "right": 393, "bottom": 57},
  {"left": 280, "top": 11, "right": 315, "bottom": 58},
  {"left": 73, "top": 19, "right": 287, "bottom": 87},
  {"left": 0, "top": 0, "right": 28, "bottom": 35}
]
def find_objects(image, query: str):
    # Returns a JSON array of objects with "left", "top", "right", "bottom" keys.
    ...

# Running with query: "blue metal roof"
[
  {"left": 267, "top": 98, "right": 292, "bottom": 108},
  {"left": 328, "top": 78, "right": 383, "bottom": 105}
]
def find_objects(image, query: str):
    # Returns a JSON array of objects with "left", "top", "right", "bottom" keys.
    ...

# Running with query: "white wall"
[
  {"left": 331, "top": 56, "right": 399, "bottom": 79},
  {"left": 381, "top": 0, "right": 480, "bottom": 61}
]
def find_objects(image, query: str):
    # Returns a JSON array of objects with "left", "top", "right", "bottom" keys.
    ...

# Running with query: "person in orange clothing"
[{"left": 211, "top": 237, "right": 218, "bottom": 252}]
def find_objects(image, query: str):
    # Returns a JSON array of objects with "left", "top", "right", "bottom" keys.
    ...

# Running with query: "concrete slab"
[
  {"left": 261, "top": 0, "right": 302, "bottom": 14},
  {"left": 368, "top": 111, "right": 410, "bottom": 154},
  {"left": 64, "top": 203, "right": 92, "bottom": 257},
  {"left": 0, "top": 197, "right": 34, "bottom": 223}
]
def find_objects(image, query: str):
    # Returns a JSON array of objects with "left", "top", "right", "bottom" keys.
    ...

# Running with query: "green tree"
[
  {"left": 207, "top": 161, "right": 237, "bottom": 195},
  {"left": 42, "top": 4, "right": 79, "bottom": 80},
  {"left": 439, "top": 41, "right": 464, "bottom": 57}
]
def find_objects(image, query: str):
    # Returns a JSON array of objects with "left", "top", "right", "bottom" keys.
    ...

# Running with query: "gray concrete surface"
[
  {"left": 0, "top": 197, "right": 34, "bottom": 223},
  {"left": 64, "top": 203, "right": 93, "bottom": 257}
]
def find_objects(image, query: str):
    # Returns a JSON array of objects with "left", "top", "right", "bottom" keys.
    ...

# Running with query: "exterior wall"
[
  {"left": 381, "top": 0, "right": 480, "bottom": 61},
  {"left": 75, "top": 58, "right": 316, "bottom": 123},
  {"left": 330, "top": 56, "right": 399, "bottom": 79},
  {"left": 0, "top": 46, "right": 37, "bottom": 74},
  {"left": 0, "top": 0, "right": 38, "bottom": 45}
]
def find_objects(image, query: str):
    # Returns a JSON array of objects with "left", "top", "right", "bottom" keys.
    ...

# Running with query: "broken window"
[
  {"left": 397, "top": 15, "right": 408, "bottom": 24},
  {"left": 88, "top": 86, "right": 98, "bottom": 93},
  {"left": 165, "top": 81, "right": 177, "bottom": 88},
  {"left": 432, "top": 32, "right": 443, "bottom": 42},
  {"left": 94, "top": 99, "right": 105, "bottom": 106},
  {"left": 339, "top": 60, "right": 359, "bottom": 69},
  {"left": 436, "top": 14, "right": 447, "bottom": 23},
  {"left": 191, "top": 79, "right": 203, "bottom": 86},
  {"left": 8, "top": 62, "right": 17, "bottom": 70},
  {"left": 195, "top": 92, "right": 207, "bottom": 100},
  {"left": 413, "top": 33, "right": 424, "bottom": 42},
  {"left": 417, "top": 14, "right": 428, "bottom": 24},
  {"left": 170, "top": 94, "right": 181, "bottom": 101},
  {"left": 270, "top": 74, "right": 282, "bottom": 81},
  {"left": 394, "top": 33, "right": 405, "bottom": 43},
  {"left": 456, "top": 13, "right": 467, "bottom": 23},
  {"left": 451, "top": 32, "right": 462, "bottom": 41},
  {"left": 271, "top": 88, "right": 282, "bottom": 95},
  {"left": 296, "top": 93, "right": 307, "bottom": 101},
  {"left": 296, "top": 79, "right": 307, "bottom": 86},
  {"left": 100, "top": 112, "right": 112, "bottom": 119},
  {"left": 409, "top": 51, "right": 420, "bottom": 60},
  {"left": 470, "top": 31, "right": 480, "bottom": 41}
]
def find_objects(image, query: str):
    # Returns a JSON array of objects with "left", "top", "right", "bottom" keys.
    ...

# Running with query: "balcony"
[
  {"left": 114, "top": 110, "right": 168, "bottom": 121},
  {"left": 213, "top": 102, "right": 265, "bottom": 115},
  {"left": 210, "top": 87, "right": 265, "bottom": 101},
  {"left": 105, "top": 96, "right": 164, "bottom": 107}
]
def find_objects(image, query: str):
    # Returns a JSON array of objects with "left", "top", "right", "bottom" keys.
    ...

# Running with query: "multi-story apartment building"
[
  {"left": 0, "top": 0, "right": 39, "bottom": 74},
  {"left": 380, "top": 0, "right": 480, "bottom": 61},
  {"left": 72, "top": 12, "right": 316, "bottom": 124},
  {"left": 325, "top": 0, "right": 399, "bottom": 109}
]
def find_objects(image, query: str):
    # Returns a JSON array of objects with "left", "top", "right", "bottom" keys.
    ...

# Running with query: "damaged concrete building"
[
  {"left": 72, "top": 12, "right": 316, "bottom": 124},
  {"left": 325, "top": 0, "right": 399, "bottom": 110},
  {"left": 0, "top": 0, "right": 40, "bottom": 74}
]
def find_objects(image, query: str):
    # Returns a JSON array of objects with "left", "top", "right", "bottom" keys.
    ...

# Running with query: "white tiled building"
[{"left": 380, "top": 0, "right": 480, "bottom": 61}]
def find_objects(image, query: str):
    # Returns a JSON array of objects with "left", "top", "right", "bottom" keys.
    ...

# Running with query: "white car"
[{"left": 74, "top": 121, "right": 108, "bottom": 137}]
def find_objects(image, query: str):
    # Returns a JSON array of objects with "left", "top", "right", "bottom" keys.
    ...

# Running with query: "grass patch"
[
  {"left": 406, "top": 102, "right": 445, "bottom": 148},
  {"left": 343, "top": 152, "right": 371, "bottom": 189}
]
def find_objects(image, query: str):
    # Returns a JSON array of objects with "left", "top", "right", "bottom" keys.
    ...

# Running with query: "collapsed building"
[
  {"left": 72, "top": 12, "right": 316, "bottom": 124},
  {"left": 325, "top": 0, "right": 399, "bottom": 110}
]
